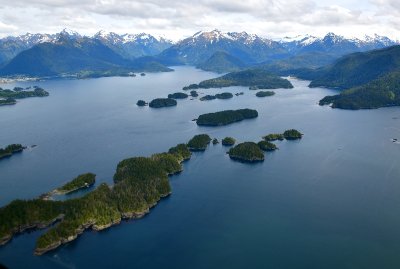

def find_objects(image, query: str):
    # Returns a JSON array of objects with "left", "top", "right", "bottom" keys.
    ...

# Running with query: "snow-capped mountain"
[
  {"left": 0, "top": 29, "right": 173, "bottom": 64},
  {"left": 91, "top": 31, "right": 173, "bottom": 59},
  {"left": 157, "top": 29, "right": 399, "bottom": 71},
  {"left": 279, "top": 32, "right": 398, "bottom": 54},
  {"left": 0, "top": 29, "right": 397, "bottom": 72},
  {"left": 157, "top": 29, "right": 288, "bottom": 65}
]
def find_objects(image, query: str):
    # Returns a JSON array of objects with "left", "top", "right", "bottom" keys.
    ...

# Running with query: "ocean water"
[{"left": 1, "top": 66, "right": 400, "bottom": 268}]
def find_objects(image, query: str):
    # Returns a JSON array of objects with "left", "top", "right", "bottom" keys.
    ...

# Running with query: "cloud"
[{"left": 0, "top": 0, "right": 397, "bottom": 40}]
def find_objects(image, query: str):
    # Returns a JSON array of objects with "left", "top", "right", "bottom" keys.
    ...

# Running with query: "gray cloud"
[{"left": 0, "top": 0, "right": 397, "bottom": 40}]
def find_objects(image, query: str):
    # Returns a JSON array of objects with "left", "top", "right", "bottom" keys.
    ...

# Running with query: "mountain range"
[
  {"left": 157, "top": 30, "right": 398, "bottom": 68},
  {"left": 0, "top": 29, "right": 398, "bottom": 77},
  {"left": 0, "top": 28, "right": 173, "bottom": 67}
]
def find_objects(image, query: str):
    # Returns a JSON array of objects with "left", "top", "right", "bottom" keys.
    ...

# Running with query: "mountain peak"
[
  {"left": 323, "top": 32, "right": 344, "bottom": 43},
  {"left": 60, "top": 28, "right": 81, "bottom": 37},
  {"left": 94, "top": 30, "right": 109, "bottom": 38}
]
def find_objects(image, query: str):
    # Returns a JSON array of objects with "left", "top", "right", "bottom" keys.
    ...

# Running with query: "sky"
[{"left": 0, "top": 0, "right": 399, "bottom": 40}]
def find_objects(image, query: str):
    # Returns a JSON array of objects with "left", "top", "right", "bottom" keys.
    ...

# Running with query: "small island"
[
  {"left": 168, "top": 92, "right": 189, "bottom": 99},
  {"left": 0, "top": 87, "right": 49, "bottom": 99},
  {"left": 0, "top": 144, "right": 25, "bottom": 160},
  {"left": 228, "top": 142, "right": 265, "bottom": 162},
  {"left": 215, "top": 92, "right": 234, "bottom": 99},
  {"left": 187, "top": 134, "right": 211, "bottom": 151},
  {"left": 182, "top": 69, "right": 293, "bottom": 90},
  {"left": 222, "top": 137, "right": 236, "bottom": 146},
  {"left": 258, "top": 141, "right": 278, "bottom": 151},
  {"left": 200, "top": 92, "right": 234, "bottom": 101},
  {"left": 0, "top": 98, "right": 16, "bottom": 106},
  {"left": 263, "top": 133, "right": 284, "bottom": 141},
  {"left": 140, "top": 73, "right": 146, "bottom": 76},
  {"left": 196, "top": 109, "right": 258, "bottom": 126},
  {"left": 54, "top": 173, "right": 96, "bottom": 195},
  {"left": 190, "top": 90, "right": 199, "bottom": 97},
  {"left": 212, "top": 138, "right": 219, "bottom": 144},
  {"left": 283, "top": 129, "right": 303, "bottom": 140},
  {"left": 256, "top": 91, "right": 275, "bottom": 97},
  {"left": 149, "top": 98, "right": 177, "bottom": 108},
  {"left": 200, "top": 95, "right": 217, "bottom": 101},
  {"left": 136, "top": 100, "right": 147, "bottom": 106}
]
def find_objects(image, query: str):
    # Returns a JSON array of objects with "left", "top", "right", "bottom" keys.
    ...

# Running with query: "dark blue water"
[{"left": 1, "top": 66, "right": 400, "bottom": 268}]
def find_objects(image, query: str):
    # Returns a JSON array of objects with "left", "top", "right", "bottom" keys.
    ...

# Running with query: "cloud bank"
[{"left": 0, "top": 0, "right": 398, "bottom": 40}]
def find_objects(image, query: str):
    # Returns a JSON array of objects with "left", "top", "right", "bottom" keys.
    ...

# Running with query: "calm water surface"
[{"left": 0, "top": 66, "right": 400, "bottom": 268}]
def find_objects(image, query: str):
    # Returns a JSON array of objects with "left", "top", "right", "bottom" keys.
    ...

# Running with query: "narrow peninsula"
[
  {"left": 54, "top": 173, "right": 96, "bottom": 195},
  {"left": 0, "top": 130, "right": 303, "bottom": 254},
  {"left": 0, "top": 144, "right": 25, "bottom": 160},
  {"left": 0, "top": 136, "right": 205, "bottom": 255}
]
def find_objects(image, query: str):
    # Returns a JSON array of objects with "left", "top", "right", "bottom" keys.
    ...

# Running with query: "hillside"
[
  {"left": 319, "top": 71, "right": 400, "bottom": 109},
  {"left": 0, "top": 36, "right": 171, "bottom": 77},
  {"left": 309, "top": 45, "right": 400, "bottom": 89},
  {"left": 197, "top": 51, "right": 245, "bottom": 73}
]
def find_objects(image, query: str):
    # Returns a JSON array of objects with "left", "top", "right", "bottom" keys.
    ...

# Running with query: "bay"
[{"left": 1, "top": 66, "right": 400, "bottom": 268}]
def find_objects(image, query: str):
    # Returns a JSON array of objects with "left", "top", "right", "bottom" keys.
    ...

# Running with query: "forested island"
[
  {"left": 190, "top": 90, "right": 198, "bottom": 97},
  {"left": 196, "top": 109, "right": 258, "bottom": 126},
  {"left": 262, "top": 130, "right": 302, "bottom": 141},
  {"left": 283, "top": 129, "right": 303, "bottom": 140},
  {"left": 168, "top": 92, "right": 188, "bottom": 99},
  {"left": 136, "top": 100, "right": 147, "bottom": 106},
  {"left": 0, "top": 137, "right": 201, "bottom": 255},
  {"left": 222, "top": 137, "right": 236, "bottom": 146},
  {"left": 319, "top": 71, "right": 400, "bottom": 109},
  {"left": 199, "top": 95, "right": 216, "bottom": 101},
  {"left": 149, "top": 98, "right": 177, "bottom": 108},
  {"left": 0, "top": 144, "right": 25, "bottom": 160},
  {"left": 0, "top": 98, "right": 16, "bottom": 106},
  {"left": 263, "top": 133, "right": 284, "bottom": 141},
  {"left": 53, "top": 173, "right": 96, "bottom": 195},
  {"left": 228, "top": 142, "right": 265, "bottom": 162},
  {"left": 187, "top": 134, "right": 212, "bottom": 151},
  {"left": 182, "top": 69, "right": 293, "bottom": 90},
  {"left": 200, "top": 92, "right": 233, "bottom": 101},
  {"left": 257, "top": 141, "right": 278, "bottom": 151},
  {"left": 0, "top": 87, "right": 49, "bottom": 99},
  {"left": 256, "top": 91, "right": 275, "bottom": 97},
  {"left": 226, "top": 129, "right": 302, "bottom": 162},
  {"left": 0, "top": 87, "right": 49, "bottom": 106}
]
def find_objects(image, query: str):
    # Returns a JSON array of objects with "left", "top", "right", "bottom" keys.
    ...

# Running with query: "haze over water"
[{"left": 1, "top": 66, "right": 400, "bottom": 268}]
